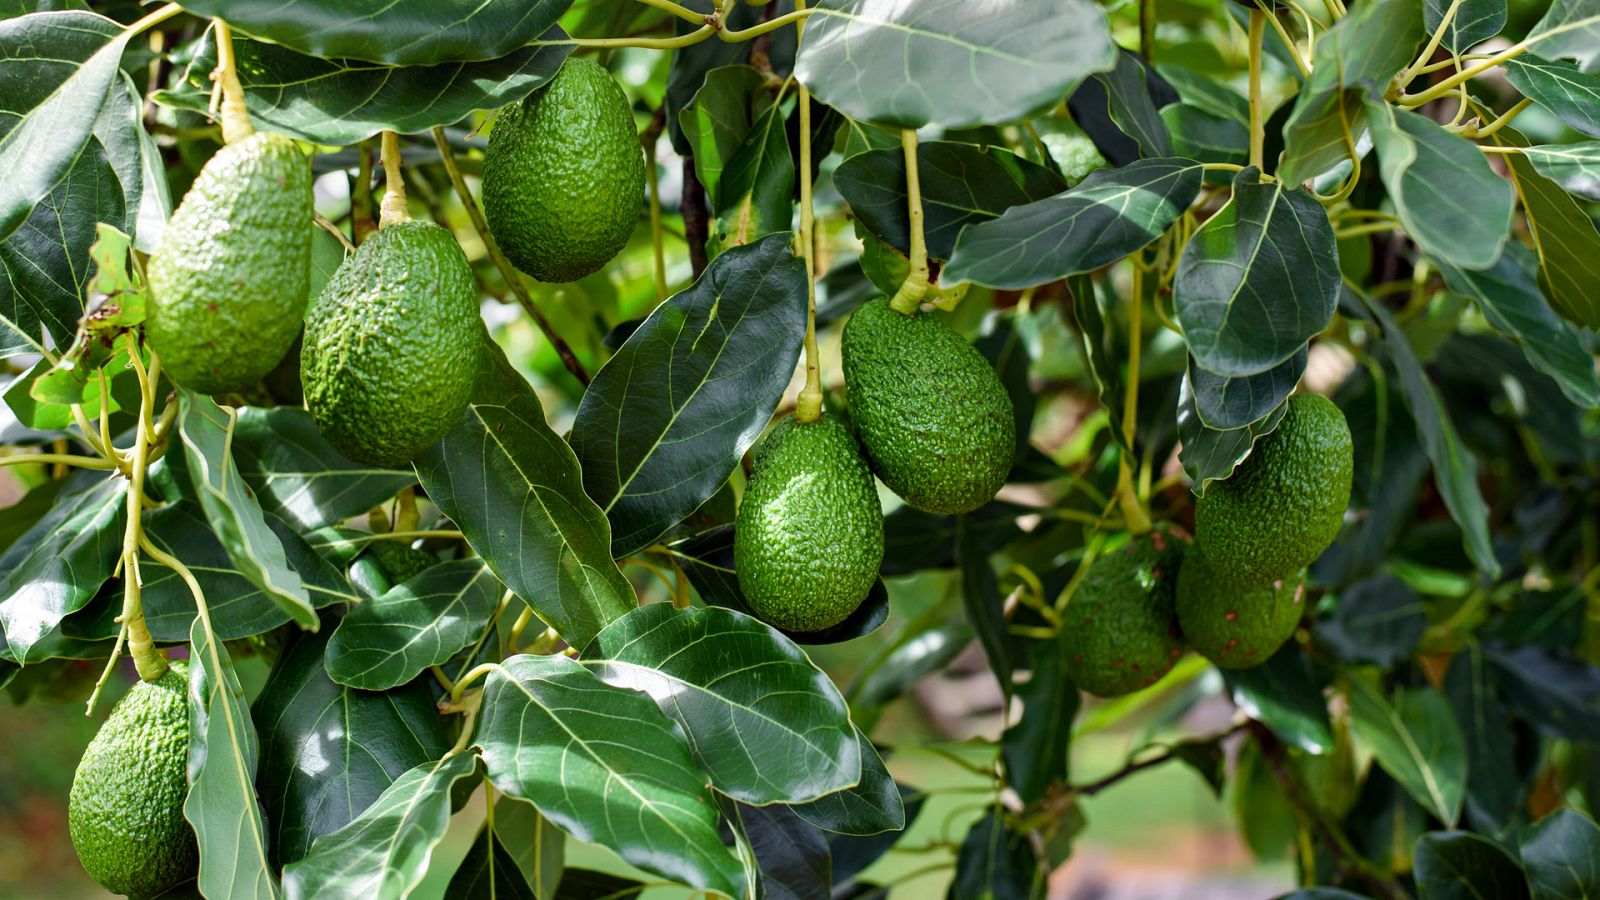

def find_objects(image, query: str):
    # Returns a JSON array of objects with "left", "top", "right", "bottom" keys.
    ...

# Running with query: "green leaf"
[
  {"left": 175, "top": 0, "right": 571, "bottom": 66},
  {"left": 1434, "top": 250, "right": 1600, "bottom": 408},
  {"left": 0, "top": 474, "right": 123, "bottom": 662},
  {"left": 708, "top": 104, "right": 794, "bottom": 254},
  {"left": 152, "top": 27, "right": 572, "bottom": 147},
  {"left": 1443, "top": 643, "right": 1521, "bottom": 835},
  {"left": 662, "top": 0, "right": 764, "bottom": 154},
  {"left": 722, "top": 800, "right": 831, "bottom": 900},
  {"left": 1527, "top": 0, "right": 1600, "bottom": 70},
  {"left": 1316, "top": 574, "right": 1427, "bottom": 668},
  {"left": 1069, "top": 49, "right": 1175, "bottom": 160},
  {"left": 1347, "top": 680, "right": 1467, "bottom": 825},
  {"left": 1488, "top": 644, "right": 1600, "bottom": 741},
  {"left": 1505, "top": 55, "right": 1600, "bottom": 139},
  {"left": 678, "top": 65, "right": 772, "bottom": 210},
  {"left": 1522, "top": 141, "right": 1600, "bottom": 201},
  {"left": 477, "top": 653, "right": 743, "bottom": 896},
  {"left": 415, "top": 340, "right": 633, "bottom": 650},
  {"left": 1223, "top": 643, "right": 1333, "bottom": 754},
  {"left": 254, "top": 623, "right": 450, "bottom": 867},
  {"left": 281, "top": 751, "right": 480, "bottom": 898},
  {"left": 185, "top": 619, "right": 277, "bottom": 900},
  {"left": 1002, "top": 638, "right": 1076, "bottom": 803},
  {"left": 942, "top": 158, "right": 1203, "bottom": 290},
  {"left": 949, "top": 809, "right": 1040, "bottom": 900},
  {"left": 570, "top": 233, "right": 807, "bottom": 557},
  {"left": 1520, "top": 809, "right": 1600, "bottom": 900},
  {"left": 445, "top": 826, "right": 540, "bottom": 900},
  {"left": 794, "top": 0, "right": 1116, "bottom": 130},
  {"left": 490, "top": 795, "right": 564, "bottom": 900},
  {"left": 582, "top": 604, "right": 860, "bottom": 805},
  {"left": 1423, "top": 0, "right": 1506, "bottom": 53},
  {"left": 180, "top": 392, "right": 317, "bottom": 630},
  {"left": 1073, "top": 275, "right": 1131, "bottom": 455},
  {"left": 1413, "top": 831, "right": 1531, "bottom": 900},
  {"left": 1232, "top": 739, "right": 1297, "bottom": 861},
  {"left": 835, "top": 142, "right": 1066, "bottom": 260},
  {"left": 1278, "top": 0, "right": 1423, "bottom": 185},
  {"left": 1354, "top": 290, "right": 1500, "bottom": 578},
  {"left": 1364, "top": 100, "right": 1513, "bottom": 270},
  {"left": 229, "top": 407, "right": 416, "bottom": 533},
  {"left": 324, "top": 561, "right": 501, "bottom": 691},
  {"left": 790, "top": 728, "right": 905, "bottom": 836},
  {"left": 1173, "top": 167, "right": 1340, "bottom": 376},
  {"left": 1177, "top": 376, "right": 1288, "bottom": 495},
  {"left": 1163, "top": 104, "right": 1250, "bottom": 169},
  {"left": 1189, "top": 348, "right": 1307, "bottom": 431},
  {"left": 960, "top": 522, "right": 1015, "bottom": 692},
  {"left": 1498, "top": 127, "right": 1600, "bottom": 329}
]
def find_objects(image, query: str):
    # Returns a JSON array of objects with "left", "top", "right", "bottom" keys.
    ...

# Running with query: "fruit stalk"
[
  {"left": 887, "top": 129, "right": 931, "bottom": 316},
  {"left": 379, "top": 131, "right": 411, "bottom": 227},
  {"left": 795, "top": 0, "right": 823, "bottom": 424},
  {"left": 211, "top": 19, "right": 254, "bottom": 145},
  {"left": 117, "top": 358, "right": 166, "bottom": 683}
]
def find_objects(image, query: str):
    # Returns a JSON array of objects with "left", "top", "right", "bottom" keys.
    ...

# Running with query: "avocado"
[
  {"left": 734, "top": 414, "right": 884, "bottom": 632},
  {"left": 147, "top": 133, "right": 312, "bottom": 394},
  {"left": 840, "top": 299, "right": 1014, "bottom": 515},
  {"left": 301, "top": 221, "right": 482, "bottom": 467},
  {"left": 366, "top": 540, "right": 439, "bottom": 585},
  {"left": 483, "top": 57, "right": 645, "bottom": 283},
  {"left": 1060, "top": 526, "right": 1189, "bottom": 697},
  {"left": 68, "top": 659, "right": 196, "bottom": 898},
  {"left": 1194, "top": 393, "right": 1353, "bottom": 585},
  {"left": 1176, "top": 550, "right": 1306, "bottom": 668}
]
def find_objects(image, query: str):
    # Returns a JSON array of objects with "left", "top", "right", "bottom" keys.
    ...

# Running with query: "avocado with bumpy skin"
[
  {"left": 483, "top": 57, "right": 645, "bottom": 283},
  {"left": 367, "top": 541, "right": 439, "bottom": 585},
  {"left": 68, "top": 659, "right": 196, "bottom": 899},
  {"left": 1176, "top": 550, "right": 1306, "bottom": 668},
  {"left": 301, "top": 221, "right": 482, "bottom": 467},
  {"left": 147, "top": 133, "right": 313, "bottom": 393},
  {"left": 841, "top": 299, "right": 1014, "bottom": 515},
  {"left": 1060, "top": 526, "right": 1189, "bottom": 697},
  {"left": 1195, "top": 393, "right": 1353, "bottom": 586},
  {"left": 734, "top": 414, "right": 884, "bottom": 633}
]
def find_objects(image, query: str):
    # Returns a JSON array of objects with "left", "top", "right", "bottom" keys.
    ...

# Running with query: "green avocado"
[
  {"left": 840, "top": 299, "right": 1015, "bottom": 515},
  {"left": 68, "top": 659, "right": 196, "bottom": 898},
  {"left": 1195, "top": 393, "right": 1353, "bottom": 585},
  {"left": 1176, "top": 550, "right": 1306, "bottom": 669},
  {"left": 147, "top": 133, "right": 312, "bottom": 394},
  {"left": 483, "top": 57, "right": 645, "bottom": 283},
  {"left": 734, "top": 414, "right": 884, "bottom": 632},
  {"left": 367, "top": 540, "right": 439, "bottom": 585},
  {"left": 301, "top": 221, "right": 482, "bottom": 467},
  {"left": 1061, "top": 526, "right": 1189, "bottom": 697}
]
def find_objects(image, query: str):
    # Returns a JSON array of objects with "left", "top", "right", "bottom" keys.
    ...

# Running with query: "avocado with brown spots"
[
  {"left": 1060, "top": 525, "right": 1189, "bottom": 698},
  {"left": 1176, "top": 550, "right": 1306, "bottom": 669}
]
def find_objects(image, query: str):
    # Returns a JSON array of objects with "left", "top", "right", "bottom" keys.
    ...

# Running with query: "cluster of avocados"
[{"left": 1062, "top": 392, "right": 1354, "bottom": 697}]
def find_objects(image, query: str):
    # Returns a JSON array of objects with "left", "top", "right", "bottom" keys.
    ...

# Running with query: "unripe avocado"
[
  {"left": 840, "top": 299, "right": 1014, "bottom": 515},
  {"left": 366, "top": 541, "right": 439, "bottom": 585},
  {"left": 1176, "top": 551, "right": 1306, "bottom": 669},
  {"left": 1061, "top": 526, "right": 1188, "bottom": 697},
  {"left": 147, "top": 133, "right": 312, "bottom": 393},
  {"left": 301, "top": 221, "right": 482, "bottom": 467},
  {"left": 1195, "top": 393, "right": 1353, "bottom": 585},
  {"left": 69, "top": 659, "right": 196, "bottom": 898},
  {"left": 734, "top": 414, "right": 884, "bottom": 633},
  {"left": 483, "top": 57, "right": 645, "bottom": 283}
]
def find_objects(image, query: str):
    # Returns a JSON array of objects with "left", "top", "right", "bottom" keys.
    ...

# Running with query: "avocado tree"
[{"left": 2, "top": 0, "right": 1599, "bottom": 897}]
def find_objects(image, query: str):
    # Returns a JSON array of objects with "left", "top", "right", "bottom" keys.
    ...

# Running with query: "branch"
[
  {"left": 1070, "top": 721, "right": 1247, "bottom": 797},
  {"left": 681, "top": 158, "right": 710, "bottom": 277}
]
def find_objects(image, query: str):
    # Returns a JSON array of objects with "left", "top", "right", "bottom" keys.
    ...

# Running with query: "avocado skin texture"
[
  {"left": 367, "top": 541, "right": 439, "bottom": 585},
  {"left": 147, "top": 133, "right": 312, "bottom": 394},
  {"left": 734, "top": 414, "right": 884, "bottom": 633},
  {"left": 841, "top": 299, "right": 1015, "bottom": 515},
  {"left": 301, "top": 221, "right": 482, "bottom": 467},
  {"left": 1061, "top": 526, "right": 1188, "bottom": 697},
  {"left": 1177, "top": 551, "right": 1306, "bottom": 669},
  {"left": 1195, "top": 393, "right": 1353, "bottom": 585},
  {"left": 69, "top": 660, "right": 196, "bottom": 899},
  {"left": 483, "top": 57, "right": 645, "bottom": 283}
]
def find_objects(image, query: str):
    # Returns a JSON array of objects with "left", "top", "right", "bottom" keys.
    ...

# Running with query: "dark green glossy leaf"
[
  {"left": 1528, "top": 0, "right": 1600, "bottom": 70},
  {"left": 1424, "top": 0, "right": 1506, "bottom": 53},
  {"left": 1067, "top": 49, "right": 1174, "bottom": 161},
  {"left": 709, "top": 104, "right": 794, "bottom": 253},
  {"left": 1413, "top": 831, "right": 1530, "bottom": 900},
  {"left": 1498, "top": 127, "right": 1600, "bottom": 329},
  {"left": 1176, "top": 371, "right": 1288, "bottom": 495},
  {"left": 976, "top": 317, "right": 1039, "bottom": 467},
  {"left": 678, "top": 65, "right": 771, "bottom": 208},
  {"left": 1074, "top": 275, "right": 1131, "bottom": 455},
  {"left": 254, "top": 622, "right": 449, "bottom": 867},
  {"left": 0, "top": 474, "right": 122, "bottom": 662},
  {"left": 790, "top": 730, "right": 906, "bottom": 836},
  {"left": 942, "top": 158, "right": 1203, "bottom": 290},
  {"left": 1347, "top": 681, "right": 1466, "bottom": 825},
  {"left": 1434, "top": 251, "right": 1600, "bottom": 408},
  {"left": 834, "top": 142, "right": 1066, "bottom": 260},
  {"left": 324, "top": 561, "right": 501, "bottom": 691},
  {"left": 446, "top": 826, "right": 539, "bottom": 900},
  {"left": 570, "top": 233, "right": 807, "bottom": 557},
  {"left": 1522, "top": 141, "right": 1600, "bottom": 201},
  {"left": 850, "top": 623, "right": 972, "bottom": 708},
  {"left": 180, "top": 392, "right": 316, "bottom": 629},
  {"left": 1189, "top": 348, "right": 1306, "bottom": 430},
  {"left": 185, "top": 619, "right": 276, "bottom": 900},
  {"left": 176, "top": 0, "right": 570, "bottom": 66},
  {"left": 959, "top": 523, "right": 1014, "bottom": 692},
  {"left": 552, "top": 868, "right": 643, "bottom": 900},
  {"left": 1443, "top": 643, "right": 1521, "bottom": 835},
  {"left": 948, "top": 809, "right": 1040, "bottom": 900},
  {"left": 478, "top": 653, "right": 743, "bottom": 896},
  {"left": 1174, "top": 167, "right": 1339, "bottom": 376},
  {"left": 1003, "top": 638, "right": 1076, "bottom": 802},
  {"left": 880, "top": 501, "right": 1027, "bottom": 577},
  {"left": 1365, "top": 100, "right": 1512, "bottom": 270},
  {"left": 492, "top": 795, "right": 564, "bottom": 900},
  {"left": 1163, "top": 104, "right": 1250, "bottom": 169},
  {"left": 281, "top": 752, "right": 480, "bottom": 898},
  {"left": 794, "top": 0, "right": 1115, "bottom": 130},
  {"left": 582, "top": 604, "right": 860, "bottom": 805},
  {"left": 1504, "top": 55, "right": 1600, "bottom": 139},
  {"left": 1223, "top": 643, "right": 1333, "bottom": 754},
  {"left": 229, "top": 407, "right": 414, "bottom": 533},
  {"left": 1316, "top": 574, "right": 1427, "bottom": 668},
  {"left": 1488, "top": 644, "right": 1600, "bottom": 741},
  {"left": 416, "top": 339, "right": 633, "bottom": 650},
  {"left": 725, "top": 801, "right": 831, "bottom": 900},
  {"left": 1520, "top": 809, "right": 1600, "bottom": 900}
]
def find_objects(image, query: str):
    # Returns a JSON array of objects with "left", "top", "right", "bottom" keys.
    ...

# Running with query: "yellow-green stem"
[
  {"left": 888, "top": 129, "right": 930, "bottom": 315},
  {"left": 451, "top": 663, "right": 500, "bottom": 705},
  {"left": 1118, "top": 268, "right": 1152, "bottom": 535},
  {"left": 1401, "top": 0, "right": 1464, "bottom": 88},
  {"left": 794, "top": 2, "right": 823, "bottom": 424},
  {"left": 633, "top": 0, "right": 709, "bottom": 25},
  {"left": 1463, "top": 98, "right": 1532, "bottom": 138},
  {"left": 379, "top": 131, "right": 411, "bottom": 227},
  {"left": 1248, "top": 11, "right": 1265, "bottom": 171},
  {"left": 118, "top": 375, "right": 165, "bottom": 681},
  {"left": 0, "top": 453, "right": 117, "bottom": 470},
  {"left": 212, "top": 20, "right": 254, "bottom": 145}
]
